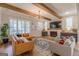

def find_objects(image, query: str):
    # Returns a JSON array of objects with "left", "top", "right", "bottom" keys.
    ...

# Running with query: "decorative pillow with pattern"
[{"left": 64, "top": 39, "right": 72, "bottom": 46}]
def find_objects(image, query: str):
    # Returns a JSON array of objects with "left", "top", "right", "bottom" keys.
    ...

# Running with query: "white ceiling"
[
  {"left": 10, "top": 3, "right": 77, "bottom": 20},
  {"left": 45, "top": 3, "right": 77, "bottom": 16},
  {"left": 10, "top": 3, "right": 55, "bottom": 19}
]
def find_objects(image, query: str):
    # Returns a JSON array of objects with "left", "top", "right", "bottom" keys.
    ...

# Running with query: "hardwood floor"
[
  {"left": 0, "top": 43, "right": 79, "bottom": 56},
  {"left": 0, "top": 43, "right": 33, "bottom": 56},
  {"left": 0, "top": 43, "right": 12, "bottom": 56}
]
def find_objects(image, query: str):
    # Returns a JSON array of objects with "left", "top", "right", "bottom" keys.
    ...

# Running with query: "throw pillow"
[
  {"left": 64, "top": 39, "right": 72, "bottom": 46},
  {"left": 13, "top": 34, "right": 23, "bottom": 43},
  {"left": 59, "top": 39, "right": 65, "bottom": 45},
  {"left": 19, "top": 37, "right": 29, "bottom": 42}
]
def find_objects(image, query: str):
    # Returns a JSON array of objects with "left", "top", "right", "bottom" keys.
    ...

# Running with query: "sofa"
[
  {"left": 21, "top": 33, "right": 34, "bottom": 41},
  {"left": 49, "top": 40, "right": 75, "bottom": 56},
  {"left": 9, "top": 34, "right": 34, "bottom": 56},
  {"left": 33, "top": 37, "right": 75, "bottom": 56}
]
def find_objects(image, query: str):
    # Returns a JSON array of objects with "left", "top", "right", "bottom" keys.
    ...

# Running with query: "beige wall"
[
  {"left": 61, "top": 15, "right": 78, "bottom": 29},
  {"left": 48, "top": 15, "right": 78, "bottom": 30},
  {"left": 0, "top": 7, "right": 78, "bottom": 37},
  {"left": 61, "top": 12, "right": 78, "bottom": 42},
  {"left": 0, "top": 7, "right": 1, "bottom": 28},
  {"left": 0, "top": 7, "right": 2, "bottom": 34},
  {"left": 0, "top": 7, "right": 50, "bottom": 36},
  {"left": 76, "top": 4, "right": 79, "bottom": 42}
]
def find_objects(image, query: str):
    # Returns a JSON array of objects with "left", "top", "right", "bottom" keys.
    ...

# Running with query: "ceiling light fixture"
[{"left": 37, "top": 10, "right": 43, "bottom": 20}]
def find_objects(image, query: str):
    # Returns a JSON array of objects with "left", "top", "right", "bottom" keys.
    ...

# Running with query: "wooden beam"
[
  {"left": 0, "top": 3, "right": 51, "bottom": 21},
  {"left": 33, "top": 3, "right": 62, "bottom": 19}
]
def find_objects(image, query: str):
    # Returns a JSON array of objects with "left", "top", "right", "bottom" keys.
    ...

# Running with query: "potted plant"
[{"left": 0, "top": 23, "right": 9, "bottom": 44}]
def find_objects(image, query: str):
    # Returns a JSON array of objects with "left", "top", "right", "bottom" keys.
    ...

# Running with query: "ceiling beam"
[
  {"left": 33, "top": 3, "right": 62, "bottom": 19},
  {"left": 0, "top": 3, "right": 51, "bottom": 20}
]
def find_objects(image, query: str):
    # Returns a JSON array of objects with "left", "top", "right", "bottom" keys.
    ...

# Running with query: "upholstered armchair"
[{"left": 33, "top": 38, "right": 52, "bottom": 56}]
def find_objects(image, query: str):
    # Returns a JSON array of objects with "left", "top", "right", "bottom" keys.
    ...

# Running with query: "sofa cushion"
[
  {"left": 22, "top": 33, "right": 29, "bottom": 37},
  {"left": 64, "top": 39, "right": 72, "bottom": 46},
  {"left": 11, "top": 35, "right": 19, "bottom": 44},
  {"left": 13, "top": 34, "right": 23, "bottom": 43},
  {"left": 19, "top": 37, "right": 29, "bottom": 42}
]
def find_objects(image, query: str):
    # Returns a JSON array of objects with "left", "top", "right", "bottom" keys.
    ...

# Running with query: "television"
[{"left": 50, "top": 21, "right": 61, "bottom": 29}]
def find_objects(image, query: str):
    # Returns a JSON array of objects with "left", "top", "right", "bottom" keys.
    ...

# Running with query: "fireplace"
[{"left": 50, "top": 31, "right": 57, "bottom": 37}]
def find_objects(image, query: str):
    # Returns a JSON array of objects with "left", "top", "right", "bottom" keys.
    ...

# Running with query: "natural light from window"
[
  {"left": 9, "top": 18, "right": 30, "bottom": 34},
  {"left": 66, "top": 16, "right": 73, "bottom": 30}
]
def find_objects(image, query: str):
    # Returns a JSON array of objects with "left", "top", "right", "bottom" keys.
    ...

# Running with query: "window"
[
  {"left": 9, "top": 18, "right": 30, "bottom": 34},
  {"left": 66, "top": 16, "right": 73, "bottom": 30},
  {"left": 9, "top": 19, "right": 17, "bottom": 34},
  {"left": 25, "top": 22, "right": 30, "bottom": 33},
  {"left": 18, "top": 20, "right": 30, "bottom": 33},
  {"left": 18, "top": 20, "right": 25, "bottom": 33}
]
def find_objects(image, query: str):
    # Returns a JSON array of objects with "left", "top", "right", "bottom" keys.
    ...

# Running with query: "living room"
[{"left": 0, "top": 3, "right": 79, "bottom": 56}]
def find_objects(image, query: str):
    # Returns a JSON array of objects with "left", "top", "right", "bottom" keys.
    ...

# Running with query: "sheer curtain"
[
  {"left": 66, "top": 16, "right": 73, "bottom": 30},
  {"left": 9, "top": 18, "right": 30, "bottom": 34},
  {"left": 9, "top": 18, "right": 17, "bottom": 34}
]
